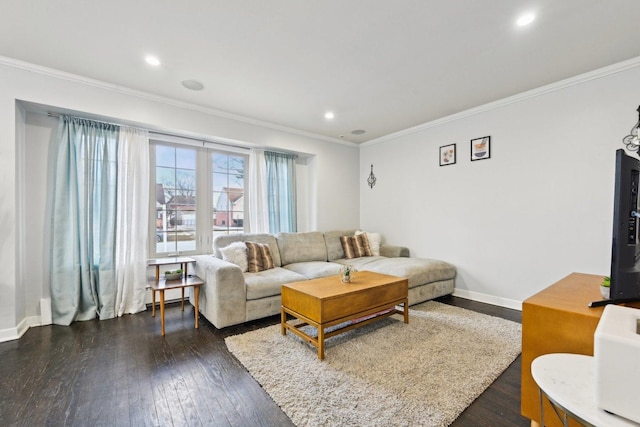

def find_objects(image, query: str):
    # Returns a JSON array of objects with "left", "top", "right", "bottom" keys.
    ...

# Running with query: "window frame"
[
  {"left": 211, "top": 152, "right": 247, "bottom": 236},
  {"left": 149, "top": 139, "right": 248, "bottom": 258}
]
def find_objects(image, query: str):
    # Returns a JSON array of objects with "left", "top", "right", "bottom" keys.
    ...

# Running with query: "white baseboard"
[
  {"left": 1, "top": 299, "right": 55, "bottom": 342},
  {"left": 0, "top": 327, "right": 19, "bottom": 342},
  {"left": 0, "top": 315, "right": 36, "bottom": 343},
  {"left": 22, "top": 315, "right": 40, "bottom": 330},
  {"left": 452, "top": 288, "right": 522, "bottom": 311}
]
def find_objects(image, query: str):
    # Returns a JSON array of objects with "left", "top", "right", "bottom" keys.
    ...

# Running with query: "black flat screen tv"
[{"left": 590, "top": 149, "right": 640, "bottom": 307}]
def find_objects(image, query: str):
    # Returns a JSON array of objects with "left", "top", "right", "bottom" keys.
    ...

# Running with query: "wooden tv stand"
[{"left": 521, "top": 272, "right": 640, "bottom": 427}]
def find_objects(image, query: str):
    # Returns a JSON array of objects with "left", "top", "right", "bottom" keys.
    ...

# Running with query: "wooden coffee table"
[{"left": 281, "top": 270, "right": 408, "bottom": 360}]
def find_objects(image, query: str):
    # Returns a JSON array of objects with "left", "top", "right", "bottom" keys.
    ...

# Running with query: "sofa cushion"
[
  {"left": 276, "top": 231, "right": 327, "bottom": 265},
  {"left": 340, "top": 235, "right": 372, "bottom": 259},
  {"left": 379, "top": 244, "right": 410, "bottom": 258},
  {"left": 219, "top": 241, "right": 248, "bottom": 272},
  {"left": 214, "top": 233, "right": 282, "bottom": 267},
  {"left": 338, "top": 257, "right": 456, "bottom": 288},
  {"left": 323, "top": 229, "right": 358, "bottom": 261},
  {"left": 284, "top": 261, "right": 343, "bottom": 280},
  {"left": 244, "top": 267, "right": 307, "bottom": 300},
  {"left": 246, "top": 241, "right": 275, "bottom": 273},
  {"left": 334, "top": 256, "right": 386, "bottom": 271}
]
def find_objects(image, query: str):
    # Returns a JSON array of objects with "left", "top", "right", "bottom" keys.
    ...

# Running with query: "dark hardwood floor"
[
  {"left": 437, "top": 296, "right": 528, "bottom": 427},
  {"left": 0, "top": 296, "right": 529, "bottom": 426}
]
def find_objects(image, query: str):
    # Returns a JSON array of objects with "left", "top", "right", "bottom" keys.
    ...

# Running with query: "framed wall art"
[
  {"left": 439, "top": 143, "right": 456, "bottom": 166},
  {"left": 470, "top": 136, "right": 491, "bottom": 161}
]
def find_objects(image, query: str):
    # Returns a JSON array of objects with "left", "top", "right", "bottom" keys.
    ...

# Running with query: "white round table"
[{"left": 531, "top": 353, "right": 640, "bottom": 427}]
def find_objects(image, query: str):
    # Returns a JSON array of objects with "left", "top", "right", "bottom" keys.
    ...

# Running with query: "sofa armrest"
[
  {"left": 192, "top": 255, "right": 246, "bottom": 328},
  {"left": 380, "top": 244, "right": 410, "bottom": 258}
]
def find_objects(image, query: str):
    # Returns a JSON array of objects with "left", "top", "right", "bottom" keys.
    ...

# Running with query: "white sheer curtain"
[
  {"left": 115, "top": 126, "right": 149, "bottom": 316},
  {"left": 248, "top": 148, "right": 269, "bottom": 233}
]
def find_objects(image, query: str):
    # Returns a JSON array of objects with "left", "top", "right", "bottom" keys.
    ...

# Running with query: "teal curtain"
[
  {"left": 265, "top": 151, "right": 297, "bottom": 233},
  {"left": 50, "top": 117, "right": 119, "bottom": 325}
]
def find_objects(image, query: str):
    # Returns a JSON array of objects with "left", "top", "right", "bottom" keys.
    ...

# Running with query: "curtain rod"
[
  {"left": 48, "top": 111, "right": 124, "bottom": 128},
  {"left": 46, "top": 112, "right": 300, "bottom": 158},
  {"left": 148, "top": 129, "right": 250, "bottom": 152},
  {"left": 47, "top": 112, "right": 250, "bottom": 152}
]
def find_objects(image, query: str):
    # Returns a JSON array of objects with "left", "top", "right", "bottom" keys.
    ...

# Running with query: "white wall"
[
  {"left": 0, "top": 60, "right": 360, "bottom": 339},
  {"left": 360, "top": 60, "right": 640, "bottom": 309}
]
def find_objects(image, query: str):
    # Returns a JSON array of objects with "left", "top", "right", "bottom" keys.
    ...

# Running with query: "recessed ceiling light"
[
  {"left": 324, "top": 112, "right": 335, "bottom": 120},
  {"left": 182, "top": 80, "right": 205, "bottom": 91},
  {"left": 351, "top": 129, "right": 366, "bottom": 135},
  {"left": 516, "top": 13, "right": 535, "bottom": 27},
  {"left": 145, "top": 55, "right": 161, "bottom": 66}
]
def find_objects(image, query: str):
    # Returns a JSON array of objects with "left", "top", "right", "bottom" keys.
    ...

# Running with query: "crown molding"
[
  {"left": 0, "top": 56, "right": 356, "bottom": 147},
  {"left": 362, "top": 55, "right": 640, "bottom": 147},
  {"left": 6, "top": 54, "right": 639, "bottom": 150}
]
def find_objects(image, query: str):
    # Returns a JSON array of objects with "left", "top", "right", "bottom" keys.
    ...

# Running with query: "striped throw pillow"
[
  {"left": 245, "top": 241, "right": 275, "bottom": 273},
  {"left": 339, "top": 234, "right": 372, "bottom": 259}
]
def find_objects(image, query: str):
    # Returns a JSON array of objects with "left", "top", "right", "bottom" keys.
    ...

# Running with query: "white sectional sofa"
[{"left": 192, "top": 230, "right": 456, "bottom": 329}]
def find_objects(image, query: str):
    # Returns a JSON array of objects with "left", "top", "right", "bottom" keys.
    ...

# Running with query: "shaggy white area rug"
[{"left": 225, "top": 301, "right": 521, "bottom": 427}]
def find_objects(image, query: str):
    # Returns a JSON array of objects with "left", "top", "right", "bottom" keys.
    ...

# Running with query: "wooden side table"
[
  {"left": 149, "top": 276, "right": 204, "bottom": 336},
  {"left": 147, "top": 256, "right": 196, "bottom": 315},
  {"left": 148, "top": 256, "right": 195, "bottom": 280}
]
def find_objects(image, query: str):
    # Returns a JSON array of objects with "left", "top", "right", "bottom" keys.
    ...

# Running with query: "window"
[
  {"left": 151, "top": 141, "right": 247, "bottom": 256},
  {"left": 212, "top": 153, "right": 245, "bottom": 237},
  {"left": 154, "top": 144, "right": 197, "bottom": 254}
]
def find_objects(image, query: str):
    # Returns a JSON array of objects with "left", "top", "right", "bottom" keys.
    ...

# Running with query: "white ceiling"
[{"left": 2, "top": 1, "right": 640, "bottom": 144}]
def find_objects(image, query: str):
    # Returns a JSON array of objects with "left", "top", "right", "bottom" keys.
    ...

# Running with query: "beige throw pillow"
[{"left": 219, "top": 241, "right": 248, "bottom": 272}]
